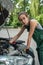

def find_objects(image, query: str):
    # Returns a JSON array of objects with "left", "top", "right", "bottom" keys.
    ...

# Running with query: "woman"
[{"left": 9, "top": 12, "right": 43, "bottom": 65}]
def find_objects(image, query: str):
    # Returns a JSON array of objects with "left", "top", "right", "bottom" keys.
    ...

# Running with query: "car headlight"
[{"left": 0, "top": 56, "right": 33, "bottom": 65}]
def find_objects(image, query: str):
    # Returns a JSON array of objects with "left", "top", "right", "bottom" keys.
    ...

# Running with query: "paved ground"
[{"left": 0, "top": 28, "right": 40, "bottom": 65}]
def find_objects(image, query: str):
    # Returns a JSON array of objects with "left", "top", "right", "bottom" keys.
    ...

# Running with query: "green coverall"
[{"left": 25, "top": 25, "right": 43, "bottom": 65}]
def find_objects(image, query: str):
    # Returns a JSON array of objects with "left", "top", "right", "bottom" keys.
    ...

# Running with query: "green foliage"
[
  {"left": 10, "top": 14, "right": 22, "bottom": 28},
  {"left": 36, "top": 14, "right": 43, "bottom": 26},
  {"left": 29, "top": 0, "right": 40, "bottom": 18},
  {"left": 40, "top": 5, "right": 43, "bottom": 14},
  {"left": 7, "top": 11, "right": 22, "bottom": 28},
  {"left": 5, "top": 0, "right": 30, "bottom": 28},
  {"left": 5, "top": 0, "right": 43, "bottom": 28}
]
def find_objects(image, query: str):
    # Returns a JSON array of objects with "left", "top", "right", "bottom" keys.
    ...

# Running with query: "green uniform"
[
  {"left": 33, "top": 28, "right": 43, "bottom": 65},
  {"left": 24, "top": 23, "right": 43, "bottom": 65}
]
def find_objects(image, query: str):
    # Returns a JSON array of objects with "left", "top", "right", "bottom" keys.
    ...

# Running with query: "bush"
[
  {"left": 10, "top": 13, "right": 22, "bottom": 28},
  {"left": 36, "top": 14, "right": 43, "bottom": 27},
  {"left": 6, "top": 12, "right": 22, "bottom": 28}
]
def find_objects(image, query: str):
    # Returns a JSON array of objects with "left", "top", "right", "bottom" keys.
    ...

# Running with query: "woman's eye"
[
  {"left": 23, "top": 17, "right": 25, "bottom": 19},
  {"left": 20, "top": 19, "right": 22, "bottom": 21}
]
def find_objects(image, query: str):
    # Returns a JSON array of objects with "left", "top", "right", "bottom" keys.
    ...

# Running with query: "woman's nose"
[{"left": 22, "top": 20, "right": 25, "bottom": 23}]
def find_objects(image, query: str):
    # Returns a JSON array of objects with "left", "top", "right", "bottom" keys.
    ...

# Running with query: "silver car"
[{"left": 0, "top": 39, "right": 35, "bottom": 65}]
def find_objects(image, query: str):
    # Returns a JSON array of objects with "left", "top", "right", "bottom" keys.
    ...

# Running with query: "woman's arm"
[
  {"left": 14, "top": 25, "right": 25, "bottom": 40},
  {"left": 9, "top": 25, "right": 25, "bottom": 43},
  {"left": 26, "top": 20, "right": 37, "bottom": 49}
]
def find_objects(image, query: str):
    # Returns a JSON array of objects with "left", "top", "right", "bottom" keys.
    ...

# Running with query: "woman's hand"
[
  {"left": 9, "top": 38, "right": 16, "bottom": 44},
  {"left": 24, "top": 46, "right": 29, "bottom": 52},
  {"left": 9, "top": 25, "right": 25, "bottom": 44}
]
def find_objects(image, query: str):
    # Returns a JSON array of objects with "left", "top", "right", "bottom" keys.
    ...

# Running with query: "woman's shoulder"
[
  {"left": 31, "top": 19, "right": 38, "bottom": 22},
  {"left": 30, "top": 19, "right": 38, "bottom": 25},
  {"left": 31, "top": 19, "right": 43, "bottom": 30}
]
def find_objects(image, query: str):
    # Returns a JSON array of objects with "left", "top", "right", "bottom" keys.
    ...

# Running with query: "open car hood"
[
  {"left": 0, "top": 0, "right": 14, "bottom": 26},
  {"left": 0, "top": 0, "right": 14, "bottom": 12}
]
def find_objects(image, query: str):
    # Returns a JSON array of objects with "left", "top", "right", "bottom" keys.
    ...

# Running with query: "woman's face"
[{"left": 19, "top": 14, "right": 29, "bottom": 25}]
